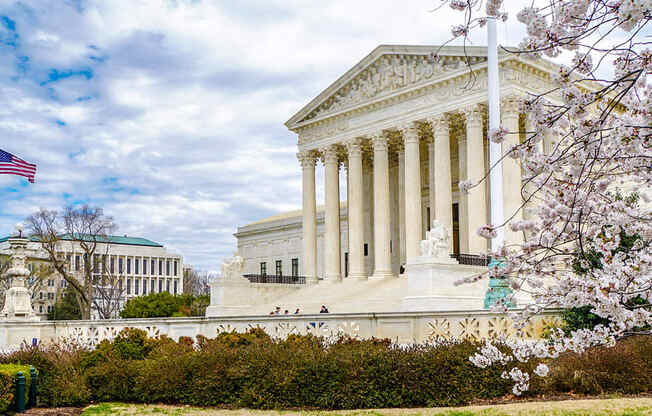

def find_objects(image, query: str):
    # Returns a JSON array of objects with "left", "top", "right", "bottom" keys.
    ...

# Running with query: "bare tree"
[
  {"left": 27, "top": 205, "right": 117, "bottom": 320},
  {"left": 91, "top": 245, "right": 126, "bottom": 319},
  {"left": 183, "top": 266, "right": 210, "bottom": 296}
]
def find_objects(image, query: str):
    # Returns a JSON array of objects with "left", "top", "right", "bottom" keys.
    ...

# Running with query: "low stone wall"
[{"left": 0, "top": 310, "right": 560, "bottom": 349}]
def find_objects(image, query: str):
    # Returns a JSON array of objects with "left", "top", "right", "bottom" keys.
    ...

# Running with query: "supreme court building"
[{"left": 235, "top": 45, "right": 558, "bottom": 283}]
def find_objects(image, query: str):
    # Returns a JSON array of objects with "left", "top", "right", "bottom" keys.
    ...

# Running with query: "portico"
[{"left": 288, "top": 45, "right": 549, "bottom": 282}]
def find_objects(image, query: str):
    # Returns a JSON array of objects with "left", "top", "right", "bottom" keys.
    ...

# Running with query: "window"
[
  {"left": 142, "top": 279, "right": 147, "bottom": 295},
  {"left": 159, "top": 260, "right": 163, "bottom": 275},
  {"left": 166, "top": 279, "right": 170, "bottom": 293},
  {"left": 174, "top": 261, "right": 178, "bottom": 276},
  {"left": 75, "top": 255, "right": 80, "bottom": 271},
  {"left": 173, "top": 280, "right": 178, "bottom": 295},
  {"left": 126, "top": 279, "right": 131, "bottom": 295},
  {"left": 260, "top": 262, "right": 267, "bottom": 276},
  {"left": 344, "top": 252, "right": 349, "bottom": 277},
  {"left": 291, "top": 258, "right": 299, "bottom": 277},
  {"left": 364, "top": 243, "right": 368, "bottom": 256},
  {"left": 135, "top": 259, "right": 140, "bottom": 275},
  {"left": 119, "top": 258, "right": 124, "bottom": 274},
  {"left": 427, "top": 207, "right": 431, "bottom": 230},
  {"left": 66, "top": 254, "right": 72, "bottom": 271},
  {"left": 39, "top": 306, "right": 43, "bottom": 313},
  {"left": 390, "top": 240, "right": 392, "bottom": 253},
  {"left": 135, "top": 279, "right": 139, "bottom": 295},
  {"left": 143, "top": 259, "right": 147, "bottom": 275},
  {"left": 47, "top": 292, "right": 54, "bottom": 300},
  {"left": 166, "top": 260, "right": 170, "bottom": 276},
  {"left": 93, "top": 255, "right": 100, "bottom": 273},
  {"left": 47, "top": 306, "right": 52, "bottom": 313},
  {"left": 151, "top": 259, "right": 155, "bottom": 275},
  {"left": 48, "top": 279, "right": 54, "bottom": 287},
  {"left": 39, "top": 292, "right": 43, "bottom": 300},
  {"left": 159, "top": 279, "right": 163, "bottom": 293},
  {"left": 275, "top": 260, "right": 282, "bottom": 277},
  {"left": 127, "top": 258, "right": 131, "bottom": 274},
  {"left": 110, "top": 257, "right": 115, "bottom": 274},
  {"left": 151, "top": 279, "right": 156, "bottom": 293}
]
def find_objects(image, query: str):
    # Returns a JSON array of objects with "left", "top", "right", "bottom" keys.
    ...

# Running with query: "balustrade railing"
[
  {"left": 450, "top": 253, "right": 492, "bottom": 266},
  {"left": 243, "top": 274, "right": 306, "bottom": 284}
]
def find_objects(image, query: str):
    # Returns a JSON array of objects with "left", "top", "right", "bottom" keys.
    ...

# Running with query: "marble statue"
[
  {"left": 220, "top": 252, "right": 244, "bottom": 280},
  {"left": 420, "top": 220, "right": 451, "bottom": 261}
]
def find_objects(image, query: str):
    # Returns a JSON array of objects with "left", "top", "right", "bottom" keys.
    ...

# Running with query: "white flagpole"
[{"left": 487, "top": 16, "right": 504, "bottom": 251}]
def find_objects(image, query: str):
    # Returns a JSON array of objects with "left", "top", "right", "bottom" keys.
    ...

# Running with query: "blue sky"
[{"left": 0, "top": 0, "right": 528, "bottom": 271}]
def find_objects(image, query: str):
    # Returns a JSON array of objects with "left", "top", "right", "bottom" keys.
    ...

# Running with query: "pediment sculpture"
[{"left": 303, "top": 54, "right": 486, "bottom": 121}]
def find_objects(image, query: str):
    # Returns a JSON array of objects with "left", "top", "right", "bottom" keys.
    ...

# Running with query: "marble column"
[
  {"left": 428, "top": 139, "right": 435, "bottom": 229},
  {"left": 370, "top": 133, "right": 394, "bottom": 279},
  {"left": 502, "top": 97, "right": 524, "bottom": 245},
  {"left": 401, "top": 124, "right": 423, "bottom": 261},
  {"left": 397, "top": 147, "right": 406, "bottom": 265},
  {"left": 430, "top": 115, "right": 454, "bottom": 251},
  {"left": 346, "top": 139, "right": 366, "bottom": 279},
  {"left": 323, "top": 145, "right": 342, "bottom": 283},
  {"left": 298, "top": 152, "right": 318, "bottom": 283},
  {"left": 463, "top": 105, "right": 488, "bottom": 254}
]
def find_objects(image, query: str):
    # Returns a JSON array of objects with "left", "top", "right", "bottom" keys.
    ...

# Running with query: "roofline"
[
  {"left": 284, "top": 44, "right": 506, "bottom": 129},
  {"left": 0, "top": 234, "right": 164, "bottom": 248}
]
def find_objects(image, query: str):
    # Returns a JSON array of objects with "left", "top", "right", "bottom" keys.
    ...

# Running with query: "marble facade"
[{"left": 237, "top": 45, "right": 560, "bottom": 283}]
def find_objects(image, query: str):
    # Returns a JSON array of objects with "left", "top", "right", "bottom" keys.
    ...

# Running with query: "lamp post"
[{"left": 1, "top": 224, "right": 40, "bottom": 321}]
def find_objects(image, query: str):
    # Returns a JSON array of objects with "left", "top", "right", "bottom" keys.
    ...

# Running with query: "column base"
[
  {"left": 323, "top": 274, "right": 342, "bottom": 283},
  {"left": 369, "top": 271, "right": 395, "bottom": 280},
  {"left": 348, "top": 272, "right": 367, "bottom": 280},
  {"left": 305, "top": 276, "right": 319, "bottom": 285}
]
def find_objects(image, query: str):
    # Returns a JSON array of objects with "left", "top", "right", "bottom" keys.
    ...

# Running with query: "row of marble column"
[{"left": 297, "top": 101, "right": 530, "bottom": 283}]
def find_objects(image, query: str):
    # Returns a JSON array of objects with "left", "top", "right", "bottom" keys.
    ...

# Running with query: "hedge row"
[
  {"left": 1, "top": 330, "right": 650, "bottom": 410},
  {"left": 0, "top": 364, "right": 32, "bottom": 413}
]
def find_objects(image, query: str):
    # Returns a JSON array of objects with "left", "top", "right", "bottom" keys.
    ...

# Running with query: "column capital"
[
  {"left": 463, "top": 104, "right": 484, "bottom": 127},
  {"left": 428, "top": 114, "right": 449, "bottom": 135},
  {"left": 398, "top": 123, "right": 420, "bottom": 144},
  {"left": 501, "top": 96, "right": 521, "bottom": 118},
  {"left": 370, "top": 133, "right": 389, "bottom": 151},
  {"left": 345, "top": 138, "right": 364, "bottom": 157},
  {"left": 322, "top": 145, "right": 340, "bottom": 165},
  {"left": 297, "top": 151, "right": 317, "bottom": 168}
]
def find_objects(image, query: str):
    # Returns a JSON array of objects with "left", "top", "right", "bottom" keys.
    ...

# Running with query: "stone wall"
[{"left": 0, "top": 310, "right": 560, "bottom": 349}]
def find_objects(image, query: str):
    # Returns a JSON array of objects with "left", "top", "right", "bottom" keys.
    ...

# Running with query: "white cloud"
[{"left": 0, "top": 0, "right": 572, "bottom": 270}]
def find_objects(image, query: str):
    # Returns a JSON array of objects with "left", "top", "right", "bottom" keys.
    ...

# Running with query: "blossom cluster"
[{"left": 442, "top": 0, "right": 652, "bottom": 395}]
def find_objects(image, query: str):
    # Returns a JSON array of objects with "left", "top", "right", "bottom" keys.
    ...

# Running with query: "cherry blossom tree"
[{"left": 437, "top": 0, "right": 651, "bottom": 394}]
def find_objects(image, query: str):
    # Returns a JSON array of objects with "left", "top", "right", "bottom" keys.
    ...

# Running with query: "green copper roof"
[{"left": 0, "top": 234, "right": 163, "bottom": 247}]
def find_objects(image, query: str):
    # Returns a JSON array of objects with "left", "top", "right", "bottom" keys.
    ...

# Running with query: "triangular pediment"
[{"left": 286, "top": 45, "right": 490, "bottom": 129}]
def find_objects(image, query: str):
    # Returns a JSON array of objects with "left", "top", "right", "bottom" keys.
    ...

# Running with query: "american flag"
[{"left": 0, "top": 149, "right": 37, "bottom": 183}]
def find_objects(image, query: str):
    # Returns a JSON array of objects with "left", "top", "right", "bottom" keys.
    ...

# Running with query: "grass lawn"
[{"left": 80, "top": 398, "right": 652, "bottom": 416}]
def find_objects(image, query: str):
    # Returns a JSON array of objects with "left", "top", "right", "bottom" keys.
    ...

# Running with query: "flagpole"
[
  {"left": 484, "top": 16, "right": 513, "bottom": 309},
  {"left": 487, "top": 16, "right": 504, "bottom": 251}
]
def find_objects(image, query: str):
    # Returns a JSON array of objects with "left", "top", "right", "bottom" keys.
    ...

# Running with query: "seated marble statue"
[
  {"left": 221, "top": 252, "right": 244, "bottom": 280},
  {"left": 420, "top": 220, "right": 451, "bottom": 261}
]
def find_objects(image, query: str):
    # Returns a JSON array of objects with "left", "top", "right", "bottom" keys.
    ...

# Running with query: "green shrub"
[
  {"left": 0, "top": 344, "right": 90, "bottom": 407},
  {"left": 535, "top": 335, "right": 652, "bottom": 395},
  {"left": 119, "top": 293, "right": 210, "bottom": 318},
  {"left": 0, "top": 364, "right": 32, "bottom": 413},
  {"left": 1, "top": 331, "right": 650, "bottom": 410}
]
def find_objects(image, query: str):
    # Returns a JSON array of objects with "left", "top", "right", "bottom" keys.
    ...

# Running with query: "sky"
[{"left": 0, "top": 0, "right": 531, "bottom": 272}]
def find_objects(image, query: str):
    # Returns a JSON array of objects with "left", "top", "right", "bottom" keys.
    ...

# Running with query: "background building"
[{"left": 0, "top": 234, "right": 184, "bottom": 319}]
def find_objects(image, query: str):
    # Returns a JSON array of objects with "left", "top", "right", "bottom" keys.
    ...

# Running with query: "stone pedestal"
[
  {"left": 402, "top": 220, "right": 487, "bottom": 311},
  {"left": 1, "top": 236, "right": 40, "bottom": 321},
  {"left": 402, "top": 257, "right": 487, "bottom": 311},
  {"left": 205, "top": 276, "right": 252, "bottom": 317}
]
